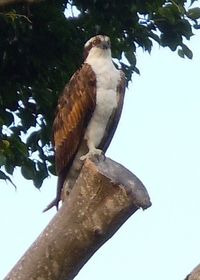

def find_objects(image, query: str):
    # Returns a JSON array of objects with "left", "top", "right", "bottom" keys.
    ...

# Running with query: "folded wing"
[{"left": 53, "top": 63, "right": 96, "bottom": 176}]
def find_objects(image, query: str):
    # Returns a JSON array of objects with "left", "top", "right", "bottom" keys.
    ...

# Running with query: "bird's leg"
[{"left": 80, "top": 140, "right": 103, "bottom": 161}]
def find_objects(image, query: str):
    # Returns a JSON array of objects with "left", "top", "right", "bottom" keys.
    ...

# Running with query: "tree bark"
[
  {"left": 185, "top": 264, "right": 200, "bottom": 280},
  {"left": 4, "top": 156, "right": 151, "bottom": 280}
]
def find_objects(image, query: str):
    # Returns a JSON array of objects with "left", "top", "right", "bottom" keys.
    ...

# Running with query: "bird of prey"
[{"left": 44, "top": 35, "right": 126, "bottom": 211}]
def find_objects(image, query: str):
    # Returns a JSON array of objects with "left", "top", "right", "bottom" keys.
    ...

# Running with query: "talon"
[
  {"left": 80, "top": 148, "right": 103, "bottom": 161},
  {"left": 80, "top": 154, "right": 87, "bottom": 161}
]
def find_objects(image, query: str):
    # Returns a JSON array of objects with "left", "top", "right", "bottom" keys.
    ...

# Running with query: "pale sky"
[{"left": 1, "top": 20, "right": 200, "bottom": 280}]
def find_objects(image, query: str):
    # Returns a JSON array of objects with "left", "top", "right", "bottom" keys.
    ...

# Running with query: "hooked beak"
[{"left": 100, "top": 41, "right": 110, "bottom": 50}]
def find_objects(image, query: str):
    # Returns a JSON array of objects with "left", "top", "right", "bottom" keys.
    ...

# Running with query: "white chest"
[{"left": 84, "top": 58, "right": 121, "bottom": 147}]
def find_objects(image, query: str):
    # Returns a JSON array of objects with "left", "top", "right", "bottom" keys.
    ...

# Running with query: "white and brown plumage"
[{"left": 44, "top": 35, "right": 126, "bottom": 211}]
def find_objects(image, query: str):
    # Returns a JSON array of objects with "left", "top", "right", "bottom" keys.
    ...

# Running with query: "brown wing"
[
  {"left": 53, "top": 63, "right": 96, "bottom": 176},
  {"left": 99, "top": 70, "right": 126, "bottom": 152}
]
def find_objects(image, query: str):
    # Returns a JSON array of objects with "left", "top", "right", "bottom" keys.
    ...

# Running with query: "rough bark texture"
[
  {"left": 4, "top": 156, "right": 151, "bottom": 280},
  {"left": 185, "top": 264, "right": 200, "bottom": 280}
]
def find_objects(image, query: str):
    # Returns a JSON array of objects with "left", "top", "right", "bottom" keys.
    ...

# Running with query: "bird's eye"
[{"left": 93, "top": 39, "right": 98, "bottom": 45}]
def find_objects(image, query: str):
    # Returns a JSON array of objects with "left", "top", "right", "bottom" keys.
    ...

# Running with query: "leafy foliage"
[{"left": 0, "top": 0, "right": 199, "bottom": 188}]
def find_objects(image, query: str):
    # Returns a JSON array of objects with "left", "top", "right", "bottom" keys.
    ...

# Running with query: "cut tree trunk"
[
  {"left": 4, "top": 156, "right": 151, "bottom": 280},
  {"left": 185, "top": 264, "right": 200, "bottom": 280}
]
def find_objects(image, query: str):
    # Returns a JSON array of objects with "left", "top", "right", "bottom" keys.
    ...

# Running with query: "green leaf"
[
  {"left": 124, "top": 51, "right": 136, "bottom": 67},
  {"left": 5, "top": 164, "right": 14, "bottom": 175},
  {"left": 190, "top": 0, "right": 198, "bottom": 6},
  {"left": 134, "top": 66, "right": 140, "bottom": 75},
  {"left": 194, "top": 23, "right": 200, "bottom": 29},
  {"left": 0, "top": 154, "right": 7, "bottom": 165},
  {"left": 26, "top": 131, "right": 40, "bottom": 152},
  {"left": 33, "top": 177, "right": 43, "bottom": 189},
  {"left": 48, "top": 164, "right": 56, "bottom": 176},
  {"left": 15, "top": 140, "right": 29, "bottom": 158},
  {"left": 34, "top": 162, "right": 48, "bottom": 188},
  {"left": 182, "top": 44, "right": 193, "bottom": 59},
  {"left": 0, "top": 140, "right": 10, "bottom": 150},
  {"left": 178, "top": 49, "right": 185, "bottom": 58},
  {"left": 0, "top": 111, "right": 14, "bottom": 127},
  {"left": 21, "top": 161, "right": 36, "bottom": 180},
  {"left": 187, "top": 7, "right": 200, "bottom": 20},
  {"left": 0, "top": 170, "right": 16, "bottom": 189}
]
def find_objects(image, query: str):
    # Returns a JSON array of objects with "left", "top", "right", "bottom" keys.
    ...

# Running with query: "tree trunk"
[{"left": 4, "top": 156, "right": 151, "bottom": 280}]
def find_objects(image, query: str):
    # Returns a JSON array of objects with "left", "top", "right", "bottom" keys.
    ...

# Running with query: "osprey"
[{"left": 44, "top": 35, "right": 126, "bottom": 211}]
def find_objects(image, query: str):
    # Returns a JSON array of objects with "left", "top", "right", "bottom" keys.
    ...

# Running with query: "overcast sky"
[{"left": 1, "top": 15, "right": 200, "bottom": 280}]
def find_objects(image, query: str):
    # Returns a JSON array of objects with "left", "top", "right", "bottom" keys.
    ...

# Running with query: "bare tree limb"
[{"left": 4, "top": 156, "right": 151, "bottom": 280}]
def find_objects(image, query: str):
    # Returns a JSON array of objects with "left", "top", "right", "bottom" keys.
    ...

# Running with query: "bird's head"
[{"left": 83, "top": 35, "right": 111, "bottom": 61}]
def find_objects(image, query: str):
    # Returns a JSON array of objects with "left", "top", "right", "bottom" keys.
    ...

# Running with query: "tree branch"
[{"left": 4, "top": 156, "right": 151, "bottom": 280}]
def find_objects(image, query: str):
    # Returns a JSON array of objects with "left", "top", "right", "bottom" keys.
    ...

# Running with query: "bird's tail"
[
  {"left": 43, "top": 173, "right": 65, "bottom": 212},
  {"left": 43, "top": 198, "right": 59, "bottom": 212}
]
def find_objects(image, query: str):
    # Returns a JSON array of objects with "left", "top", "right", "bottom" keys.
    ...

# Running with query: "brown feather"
[{"left": 53, "top": 63, "right": 96, "bottom": 176}]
